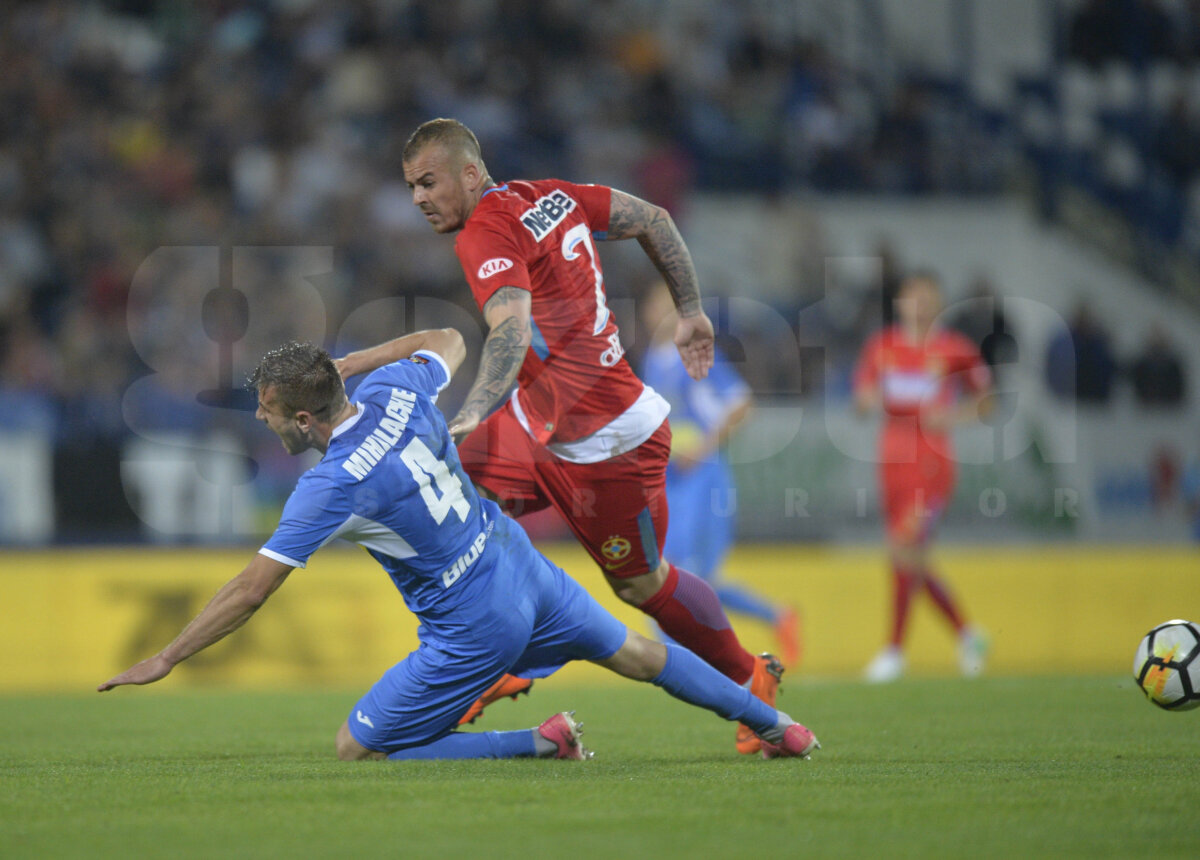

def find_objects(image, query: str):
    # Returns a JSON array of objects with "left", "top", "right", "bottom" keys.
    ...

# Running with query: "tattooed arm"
[
  {"left": 447, "top": 286, "right": 532, "bottom": 441},
  {"left": 607, "top": 189, "right": 713, "bottom": 379}
]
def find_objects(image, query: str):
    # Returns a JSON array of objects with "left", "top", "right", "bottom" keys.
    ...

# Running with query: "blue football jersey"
[{"left": 260, "top": 350, "right": 503, "bottom": 615}]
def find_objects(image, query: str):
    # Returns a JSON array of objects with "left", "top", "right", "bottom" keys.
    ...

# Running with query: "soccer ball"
[{"left": 1132, "top": 620, "right": 1200, "bottom": 711}]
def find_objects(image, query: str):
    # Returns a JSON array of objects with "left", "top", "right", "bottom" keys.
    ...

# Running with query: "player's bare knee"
[
  {"left": 605, "top": 561, "right": 668, "bottom": 607},
  {"left": 335, "top": 720, "right": 377, "bottom": 761},
  {"left": 607, "top": 579, "right": 643, "bottom": 606},
  {"left": 335, "top": 733, "right": 361, "bottom": 762},
  {"left": 596, "top": 629, "right": 667, "bottom": 681},
  {"left": 623, "top": 631, "right": 668, "bottom": 680}
]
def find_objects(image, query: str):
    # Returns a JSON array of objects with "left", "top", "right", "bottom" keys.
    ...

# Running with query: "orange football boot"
[
  {"left": 457, "top": 674, "right": 534, "bottom": 725},
  {"left": 736, "top": 654, "right": 783, "bottom": 754}
]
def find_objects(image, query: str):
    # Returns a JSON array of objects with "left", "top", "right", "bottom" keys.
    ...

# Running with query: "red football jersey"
[
  {"left": 853, "top": 325, "right": 991, "bottom": 459},
  {"left": 455, "top": 179, "right": 645, "bottom": 445}
]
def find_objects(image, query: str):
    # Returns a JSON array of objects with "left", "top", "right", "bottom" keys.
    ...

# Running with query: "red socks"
[
  {"left": 923, "top": 573, "right": 966, "bottom": 632},
  {"left": 890, "top": 567, "right": 918, "bottom": 647},
  {"left": 891, "top": 563, "right": 967, "bottom": 648},
  {"left": 639, "top": 563, "right": 756, "bottom": 685}
]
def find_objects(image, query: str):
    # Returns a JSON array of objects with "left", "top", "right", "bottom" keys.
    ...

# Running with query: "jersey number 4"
[
  {"left": 399, "top": 438, "right": 470, "bottom": 525},
  {"left": 562, "top": 224, "right": 624, "bottom": 367}
]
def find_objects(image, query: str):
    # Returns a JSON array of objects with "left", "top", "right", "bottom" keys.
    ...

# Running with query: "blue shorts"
[{"left": 346, "top": 551, "right": 627, "bottom": 753}]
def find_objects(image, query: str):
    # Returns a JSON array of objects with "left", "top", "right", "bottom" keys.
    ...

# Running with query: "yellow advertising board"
[{"left": 1, "top": 543, "right": 1196, "bottom": 692}]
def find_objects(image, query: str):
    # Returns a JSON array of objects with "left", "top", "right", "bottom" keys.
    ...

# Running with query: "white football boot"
[
  {"left": 958, "top": 627, "right": 989, "bottom": 678},
  {"left": 864, "top": 646, "right": 905, "bottom": 683}
]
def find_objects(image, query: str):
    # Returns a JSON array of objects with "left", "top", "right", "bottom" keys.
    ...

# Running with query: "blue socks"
[
  {"left": 651, "top": 643, "right": 779, "bottom": 737},
  {"left": 387, "top": 729, "right": 536, "bottom": 760}
]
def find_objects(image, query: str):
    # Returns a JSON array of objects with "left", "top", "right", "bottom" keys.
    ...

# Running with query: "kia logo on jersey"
[{"left": 477, "top": 257, "right": 514, "bottom": 279}]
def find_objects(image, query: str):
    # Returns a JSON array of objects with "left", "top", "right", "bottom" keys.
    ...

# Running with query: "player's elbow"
[
  {"left": 644, "top": 203, "right": 673, "bottom": 236},
  {"left": 432, "top": 328, "right": 467, "bottom": 376},
  {"left": 495, "top": 314, "right": 533, "bottom": 354}
]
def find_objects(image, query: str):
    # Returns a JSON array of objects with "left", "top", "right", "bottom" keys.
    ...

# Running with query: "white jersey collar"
[{"left": 330, "top": 404, "right": 364, "bottom": 440}]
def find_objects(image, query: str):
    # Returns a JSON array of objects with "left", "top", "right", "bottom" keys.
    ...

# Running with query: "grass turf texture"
[{"left": 2, "top": 677, "right": 1197, "bottom": 859}]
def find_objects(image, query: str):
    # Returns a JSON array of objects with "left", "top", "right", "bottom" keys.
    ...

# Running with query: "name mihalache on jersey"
[
  {"left": 519, "top": 190, "right": 576, "bottom": 241},
  {"left": 342, "top": 388, "right": 418, "bottom": 481}
]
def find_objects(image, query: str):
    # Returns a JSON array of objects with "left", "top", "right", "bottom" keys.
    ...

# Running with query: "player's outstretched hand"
[
  {"left": 98, "top": 654, "right": 173, "bottom": 692},
  {"left": 674, "top": 312, "right": 715, "bottom": 380}
]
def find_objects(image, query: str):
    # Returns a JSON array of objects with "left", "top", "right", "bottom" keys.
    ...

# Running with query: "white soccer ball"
[{"left": 1132, "top": 620, "right": 1200, "bottom": 711}]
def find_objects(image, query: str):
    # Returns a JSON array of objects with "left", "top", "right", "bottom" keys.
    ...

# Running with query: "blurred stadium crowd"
[
  {"left": 0, "top": 4, "right": 836, "bottom": 409},
  {"left": 1022, "top": 0, "right": 1200, "bottom": 280},
  {"left": 0, "top": 0, "right": 1195, "bottom": 538}
]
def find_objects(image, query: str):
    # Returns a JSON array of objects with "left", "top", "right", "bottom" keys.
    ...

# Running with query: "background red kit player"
[{"left": 853, "top": 270, "right": 992, "bottom": 683}]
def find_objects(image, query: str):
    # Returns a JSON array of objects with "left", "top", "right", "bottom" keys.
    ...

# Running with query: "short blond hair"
[{"left": 403, "top": 118, "right": 485, "bottom": 169}]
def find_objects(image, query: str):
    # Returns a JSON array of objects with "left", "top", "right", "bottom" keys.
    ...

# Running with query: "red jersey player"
[
  {"left": 853, "top": 271, "right": 992, "bottom": 682},
  {"left": 401, "top": 118, "right": 780, "bottom": 753}
]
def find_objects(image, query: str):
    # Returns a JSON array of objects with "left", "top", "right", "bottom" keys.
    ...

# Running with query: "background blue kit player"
[{"left": 640, "top": 283, "right": 800, "bottom": 667}]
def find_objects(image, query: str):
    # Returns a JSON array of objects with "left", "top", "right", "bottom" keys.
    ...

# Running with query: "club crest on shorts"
[{"left": 601, "top": 535, "right": 632, "bottom": 566}]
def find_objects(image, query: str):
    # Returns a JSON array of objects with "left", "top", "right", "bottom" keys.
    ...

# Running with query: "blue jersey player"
[
  {"left": 640, "top": 283, "right": 800, "bottom": 667},
  {"left": 99, "top": 328, "right": 818, "bottom": 761}
]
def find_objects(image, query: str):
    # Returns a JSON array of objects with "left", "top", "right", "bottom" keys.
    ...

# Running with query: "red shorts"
[
  {"left": 880, "top": 449, "right": 955, "bottom": 544},
  {"left": 456, "top": 403, "right": 670, "bottom": 578}
]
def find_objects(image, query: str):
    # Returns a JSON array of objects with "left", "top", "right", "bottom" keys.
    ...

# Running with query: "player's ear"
[{"left": 462, "top": 160, "right": 481, "bottom": 189}]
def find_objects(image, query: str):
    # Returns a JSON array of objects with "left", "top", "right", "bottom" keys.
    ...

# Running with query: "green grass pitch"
[{"left": 2, "top": 677, "right": 1197, "bottom": 859}]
